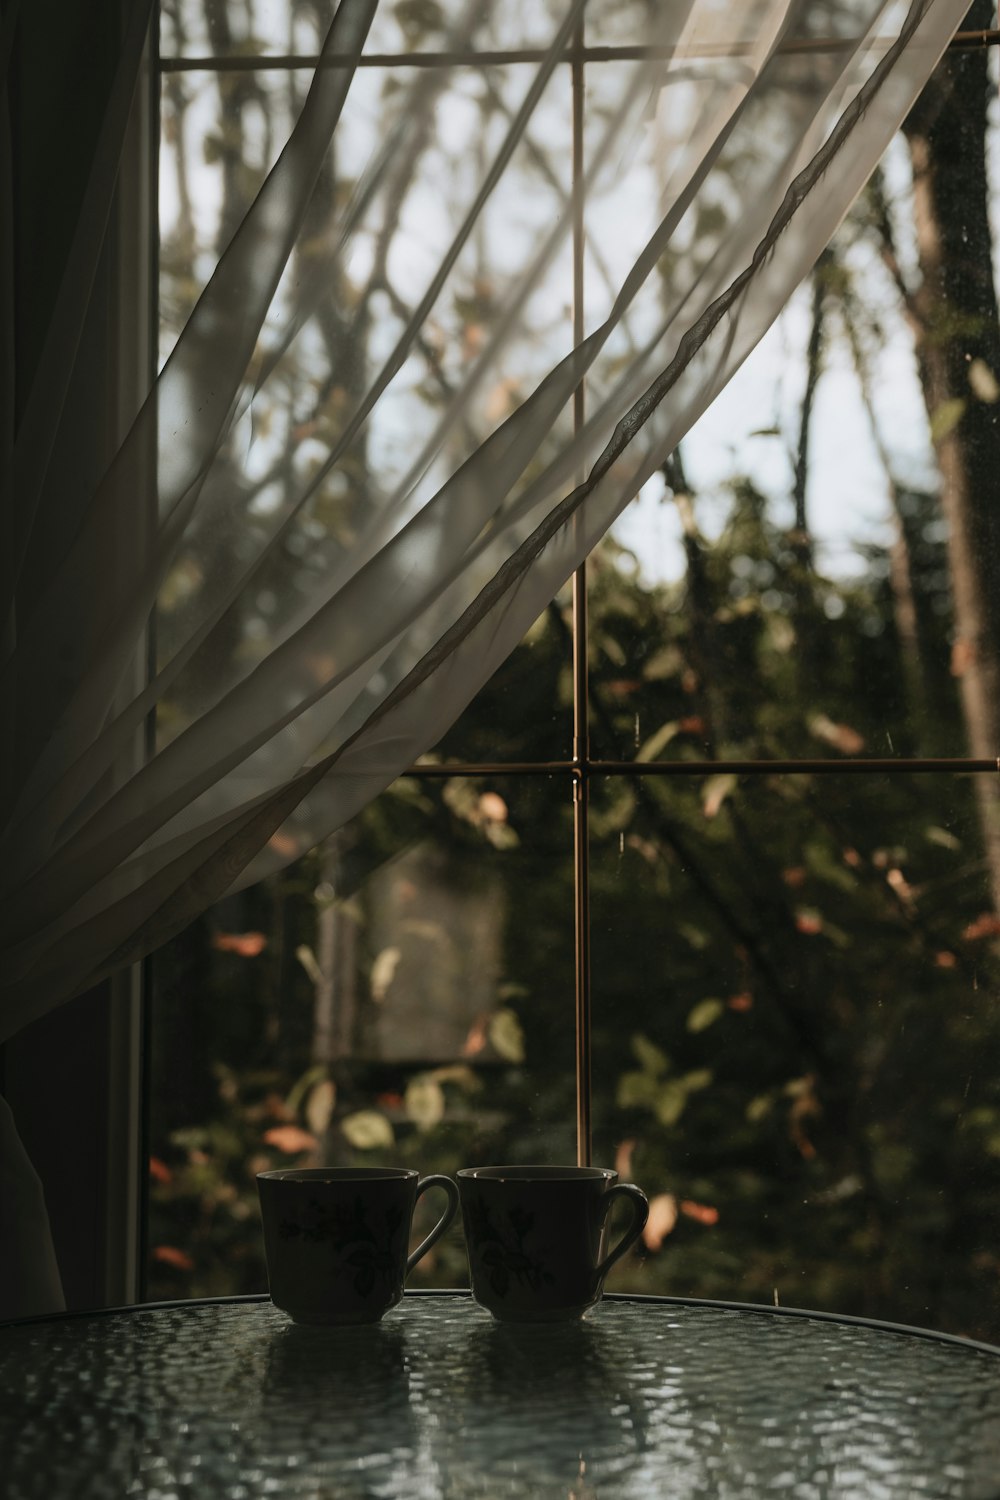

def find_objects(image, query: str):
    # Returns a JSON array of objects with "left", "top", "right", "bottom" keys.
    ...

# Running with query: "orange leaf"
[
  {"left": 153, "top": 1245, "right": 195, "bottom": 1271},
  {"left": 795, "top": 911, "right": 823, "bottom": 936},
  {"left": 148, "top": 1156, "right": 173, "bottom": 1185},
  {"left": 809, "top": 714, "right": 865, "bottom": 755},
  {"left": 478, "top": 792, "right": 508, "bottom": 823},
  {"left": 727, "top": 992, "right": 753, "bottom": 1012},
  {"left": 781, "top": 866, "right": 807, "bottom": 888},
  {"left": 462, "top": 1017, "right": 489, "bottom": 1057},
  {"left": 263, "top": 1126, "right": 318, "bottom": 1155},
  {"left": 935, "top": 950, "right": 958, "bottom": 969},
  {"left": 962, "top": 913, "right": 1000, "bottom": 942},
  {"left": 212, "top": 930, "right": 267, "bottom": 957},
  {"left": 643, "top": 1193, "right": 678, "bottom": 1250},
  {"left": 615, "top": 1139, "right": 637, "bottom": 1181},
  {"left": 679, "top": 1200, "right": 719, "bottom": 1226}
]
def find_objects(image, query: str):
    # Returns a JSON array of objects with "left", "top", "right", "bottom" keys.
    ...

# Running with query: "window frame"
[{"left": 152, "top": 0, "right": 1000, "bottom": 1184}]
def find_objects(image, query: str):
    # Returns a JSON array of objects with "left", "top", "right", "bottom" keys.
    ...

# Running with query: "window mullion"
[{"left": 571, "top": 18, "right": 592, "bottom": 1169}]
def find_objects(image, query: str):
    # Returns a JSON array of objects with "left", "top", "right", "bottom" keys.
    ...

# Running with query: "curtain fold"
[{"left": 0, "top": 0, "right": 969, "bottom": 1314}]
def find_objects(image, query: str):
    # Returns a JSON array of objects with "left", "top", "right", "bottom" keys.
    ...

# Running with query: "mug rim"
[
  {"left": 257, "top": 1167, "right": 418, "bottom": 1184},
  {"left": 457, "top": 1165, "right": 616, "bottom": 1183}
]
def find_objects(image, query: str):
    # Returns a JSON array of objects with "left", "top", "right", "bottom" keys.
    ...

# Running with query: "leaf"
[
  {"left": 485, "top": 821, "right": 520, "bottom": 851},
  {"left": 680, "top": 1069, "right": 713, "bottom": 1093},
  {"left": 305, "top": 1079, "right": 336, "bottom": 1138},
  {"left": 428, "top": 1064, "right": 481, "bottom": 1092},
  {"left": 702, "top": 773, "right": 737, "bottom": 819},
  {"left": 968, "top": 358, "right": 999, "bottom": 403},
  {"left": 615, "top": 1139, "right": 636, "bottom": 1179},
  {"left": 212, "top": 930, "right": 267, "bottom": 957},
  {"left": 617, "top": 1070, "right": 661, "bottom": 1110},
  {"left": 642, "top": 1193, "right": 678, "bottom": 1250},
  {"left": 370, "top": 946, "right": 402, "bottom": 1002},
  {"left": 963, "top": 913, "right": 1000, "bottom": 942},
  {"left": 264, "top": 1126, "right": 319, "bottom": 1155},
  {"left": 295, "top": 944, "right": 323, "bottom": 985},
  {"left": 642, "top": 645, "right": 684, "bottom": 681},
  {"left": 636, "top": 720, "right": 680, "bottom": 761},
  {"left": 686, "top": 999, "right": 724, "bottom": 1034},
  {"left": 285, "top": 1064, "right": 329, "bottom": 1117},
  {"left": 340, "top": 1111, "right": 395, "bottom": 1151},
  {"left": 678, "top": 922, "right": 710, "bottom": 951},
  {"left": 655, "top": 1083, "right": 688, "bottom": 1127},
  {"left": 405, "top": 1076, "right": 446, "bottom": 1132},
  {"left": 768, "top": 614, "right": 796, "bottom": 654},
  {"left": 679, "top": 1200, "right": 719, "bottom": 1226},
  {"left": 630, "top": 1034, "right": 669, "bottom": 1075},
  {"left": 478, "top": 791, "right": 508, "bottom": 823},
  {"left": 153, "top": 1246, "right": 195, "bottom": 1271},
  {"left": 925, "top": 825, "right": 961, "bottom": 851},
  {"left": 746, "top": 1093, "right": 774, "bottom": 1123},
  {"left": 808, "top": 714, "right": 865, "bottom": 756},
  {"left": 489, "top": 1008, "right": 525, "bottom": 1063},
  {"left": 930, "top": 396, "right": 965, "bottom": 443}
]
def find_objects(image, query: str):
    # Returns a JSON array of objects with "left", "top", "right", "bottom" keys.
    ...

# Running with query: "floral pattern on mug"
[
  {"left": 466, "top": 1197, "right": 556, "bottom": 1299},
  {"left": 279, "top": 1196, "right": 405, "bottom": 1296}
]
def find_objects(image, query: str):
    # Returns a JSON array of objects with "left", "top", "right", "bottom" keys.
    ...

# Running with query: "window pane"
[
  {"left": 590, "top": 771, "right": 1000, "bottom": 1342},
  {"left": 158, "top": 60, "right": 574, "bottom": 761},
  {"left": 598, "top": 79, "right": 1000, "bottom": 764},
  {"left": 589, "top": 440, "right": 967, "bottom": 762},
  {"left": 429, "top": 593, "right": 572, "bottom": 764},
  {"left": 160, "top": 1, "right": 571, "bottom": 61},
  {"left": 148, "top": 774, "right": 574, "bottom": 1299}
]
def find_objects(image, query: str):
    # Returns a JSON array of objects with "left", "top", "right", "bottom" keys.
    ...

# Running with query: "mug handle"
[
  {"left": 406, "top": 1175, "right": 460, "bottom": 1276},
  {"left": 596, "top": 1183, "right": 649, "bottom": 1280}
]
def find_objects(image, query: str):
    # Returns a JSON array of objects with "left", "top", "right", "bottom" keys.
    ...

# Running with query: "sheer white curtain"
[{"left": 0, "top": 0, "right": 968, "bottom": 1316}]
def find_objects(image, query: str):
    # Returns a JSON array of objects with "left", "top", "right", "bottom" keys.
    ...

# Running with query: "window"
[{"left": 147, "top": 1, "right": 1000, "bottom": 1343}]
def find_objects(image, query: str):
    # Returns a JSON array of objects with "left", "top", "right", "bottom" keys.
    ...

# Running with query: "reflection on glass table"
[{"left": 2, "top": 1292, "right": 999, "bottom": 1498}]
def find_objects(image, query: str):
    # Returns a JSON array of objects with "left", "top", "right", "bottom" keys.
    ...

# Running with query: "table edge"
[{"left": 3, "top": 1288, "right": 999, "bottom": 1357}]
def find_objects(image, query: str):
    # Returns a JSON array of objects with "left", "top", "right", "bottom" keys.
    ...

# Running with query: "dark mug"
[
  {"left": 257, "top": 1167, "right": 458, "bottom": 1325},
  {"left": 457, "top": 1165, "right": 648, "bottom": 1322}
]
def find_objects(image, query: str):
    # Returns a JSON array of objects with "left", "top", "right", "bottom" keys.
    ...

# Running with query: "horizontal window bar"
[
  {"left": 404, "top": 757, "right": 1000, "bottom": 777},
  {"left": 159, "top": 29, "right": 1000, "bottom": 73}
]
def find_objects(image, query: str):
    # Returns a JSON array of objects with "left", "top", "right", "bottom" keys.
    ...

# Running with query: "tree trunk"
[{"left": 902, "top": 1, "right": 1000, "bottom": 912}]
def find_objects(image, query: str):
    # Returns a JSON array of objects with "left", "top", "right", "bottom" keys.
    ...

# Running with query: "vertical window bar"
[{"left": 571, "top": 16, "right": 592, "bottom": 1168}]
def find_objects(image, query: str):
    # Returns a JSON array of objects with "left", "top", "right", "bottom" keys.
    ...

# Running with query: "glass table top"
[{"left": 2, "top": 1292, "right": 999, "bottom": 1498}]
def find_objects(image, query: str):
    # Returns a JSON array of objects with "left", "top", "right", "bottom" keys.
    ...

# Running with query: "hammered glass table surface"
[{"left": 3, "top": 1293, "right": 1000, "bottom": 1499}]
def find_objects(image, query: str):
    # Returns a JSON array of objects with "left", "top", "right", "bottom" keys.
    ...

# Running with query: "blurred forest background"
[{"left": 149, "top": 0, "right": 1000, "bottom": 1343}]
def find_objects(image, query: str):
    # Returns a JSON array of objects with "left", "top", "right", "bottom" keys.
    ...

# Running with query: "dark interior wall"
[
  {"left": 1, "top": 0, "right": 143, "bottom": 1312},
  {"left": 6, "top": 0, "right": 122, "bottom": 421},
  {"left": 2, "top": 993, "right": 119, "bottom": 1311}
]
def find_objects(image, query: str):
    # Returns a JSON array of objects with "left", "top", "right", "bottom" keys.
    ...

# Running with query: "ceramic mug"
[
  {"left": 457, "top": 1165, "right": 649, "bottom": 1322},
  {"left": 257, "top": 1167, "right": 458, "bottom": 1325}
]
